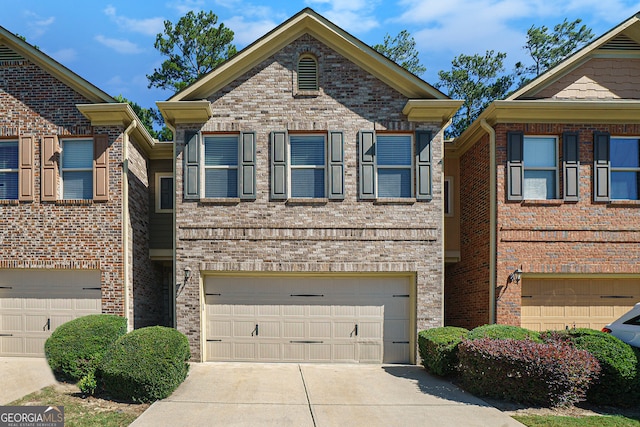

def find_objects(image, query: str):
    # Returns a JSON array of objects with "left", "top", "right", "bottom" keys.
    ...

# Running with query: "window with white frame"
[
  {"left": 61, "top": 139, "right": 93, "bottom": 200},
  {"left": 156, "top": 173, "right": 173, "bottom": 212},
  {"left": 523, "top": 136, "right": 558, "bottom": 200},
  {"left": 0, "top": 140, "right": 18, "bottom": 200},
  {"left": 376, "top": 134, "right": 413, "bottom": 198},
  {"left": 290, "top": 134, "right": 325, "bottom": 198},
  {"left": 204, "top": 135, "right": 238, "bottom": 198},
  {"left": 611, "top": 137, "right": 640, "bottom": 200}
]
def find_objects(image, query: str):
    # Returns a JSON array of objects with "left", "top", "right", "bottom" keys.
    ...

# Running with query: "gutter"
[
  {"left": 122, "top": 119, "right": 137, "bottom": 331},
  {"left": 479, "top": 119, "right": 497, "bottom": 324},
  {"left": 164, "top": 120, "right": 178, "bottom": 328}
]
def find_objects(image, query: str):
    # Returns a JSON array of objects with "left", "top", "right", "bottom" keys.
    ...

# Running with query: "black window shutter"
[
  {"left": 359, "top": 131, "right": 376, "bottom": 199},
  {"left": 184, "top": 131, "right": 200, "bottom": 199},
  {"left": 507, "top": 131, "right": 524, "bottom": 201},
  {"left": 563, "top": 132, "right": 580, "bottom": 201},
  {"left": 593, "top": 132, "right": 611, "bottom": 202},
  {"left": 416, "top": 130, "right": 432, "bottom": 201}
]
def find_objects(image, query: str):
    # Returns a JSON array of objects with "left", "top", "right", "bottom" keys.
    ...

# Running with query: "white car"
[{"left": 602, "top": 302, "right": 640, "bottom": 348}]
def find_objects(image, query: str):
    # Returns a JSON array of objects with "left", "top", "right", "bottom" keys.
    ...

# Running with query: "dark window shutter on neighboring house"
[
  {"left": 507, "top": 131, "right": 524, "bottom": 201},
  {"left": 270, "top": 131, "right": 288, "bottom": 200},
  {"left": 416, "top": 130, "right": 432, "bottom": 201},
  {"left": 18, "top": 135, "right": 34, "bottom": 201},
  {"left": 41, "top": 135, "right": 59, "bottom": 201},
  {"left": 359, "top": 130, "right": 376, "bottom": 199},
  {"left": 240, "top": 132, "right": 256, "bottom": 200},
  {"left": 184, "top": 131, "right": 200, "bottom": 199},
  {"left": 563, "top": 132, "right": 580, "bottom": 201},
  {"left": 328, "top": 131, "right": 345, "bottom": 200},
  {"left": 93, "top": 134, "right": 109, "bottom": 201},
  {"left": 593, "top": 132, "right": 611, "bottom": 202}
]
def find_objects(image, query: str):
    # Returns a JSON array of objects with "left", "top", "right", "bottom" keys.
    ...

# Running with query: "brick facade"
[{"left": 174, "top": 34, "right": 445, "bottom": 361}]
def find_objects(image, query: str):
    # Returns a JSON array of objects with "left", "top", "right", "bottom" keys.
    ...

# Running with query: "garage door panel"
[
  {"left": 333, "top": 321, "right": 356, "bottom": 338},
  {"left": 258, "top": 343, "right": 280, "bottom": 359},
  {"left": 259, "top": 321, "right": 280, "bottom": 338},
  {"left": 333, "top": 305, "right": 356, "bottom": 316},
  {"left": 358, "top": 322, "right": 382, "bottom": 339},
  {"left": 283, "top": 343, "right": 305, "bottom": 360},
  {"left": 209, "top": 320, "right": 232, "bottom": 337},
  {"left": 310, "top": 321, "right": 332, "bottom": 339},
  {"left": 283, "top": 321, "right": 305, "bottom": 338},
  {"left": 283, "top": 306, "right": 304, "bottom": 316},
  {"left": 333, "top": 344, "right": 356, "bottom": 361},
  {"left": 309, "top": 305, "right": 331, "bottom": 316},
  {"left": 234, "top": 342, "right": 256, "bottom": 360},
  {"left": 309, "top": 344, "right": 331, "bottom": 361},
  {"left": 358, "top": 343, "right": 382, "bottom": 362},
  {"left": 2, "top": 314, "right": 22, "bottom": 332},
  {"left": 24, "top": 315, "right": 49, "bottom": 332},
  {"left": 385, "top": 319, "right": 409, "bottom": 340}
]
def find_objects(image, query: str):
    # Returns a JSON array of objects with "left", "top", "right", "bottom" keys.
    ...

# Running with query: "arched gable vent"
[{"left": 297, "top": 54, "right": 318, "bottom": 91}]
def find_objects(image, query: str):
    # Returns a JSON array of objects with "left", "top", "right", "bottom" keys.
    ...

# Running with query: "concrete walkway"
[
  {"left": 0, "top": 357, "right": 56, "bottom": 405},
  {"left": 132, "top": 363, "right": 524, "bottom": 427}
]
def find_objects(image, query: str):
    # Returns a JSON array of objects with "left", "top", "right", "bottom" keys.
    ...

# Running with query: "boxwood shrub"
[
  {"left": 44, "top": 314, "right": 127, "bottom": 382},
  {"left": 457, "top": 338, "right": 600, "bottom": 407},
  {"left": 418, "top": 326, "right": 468, "bottom": 376},
  {"left": 542, "top": 328, "right": 638, "bottom": 406},
  {"left": 98, "top": 326, "right": 191, "bottom": 402},
  {"left": 467, "top": 324, "right": 542, "bottom": 342}
]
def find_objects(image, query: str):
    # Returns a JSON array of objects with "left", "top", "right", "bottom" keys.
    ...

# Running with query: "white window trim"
[
  {"left": 202, "top": 134, "right": 239, "bottom": 199},
  {"left": 0, "top": 140, "right": 18, "bottom": 200},
  {"left": 376, "top": 133, "right": 415, "bottom": 199},
  {"left": 60, "top": 138, "right": 93, "bottom": 200},
  {"left": 610, "top": 136, "right": 640, "bottom": 200},
  {"left": 155, "top": 172, "right": 174, "bottom": 213},
  {"left": 288, "top": 133, "right": 327, "bottom": 199},
  {"left": 444, "top": 176, "right": 453, "bottom": 217},
  {"left": 523, "top": 135, "right": 559, "bottom": 200}
]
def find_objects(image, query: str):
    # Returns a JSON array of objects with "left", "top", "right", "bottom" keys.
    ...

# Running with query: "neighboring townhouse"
[
  {"left": 0, "top": 26, "right": 172, "bottom": 356},
  {"left": 445, "top": 13, "right": 640, "bottom": 332},
  {"left": 158, "top": 8, "right": 461, "bottom": 363}
]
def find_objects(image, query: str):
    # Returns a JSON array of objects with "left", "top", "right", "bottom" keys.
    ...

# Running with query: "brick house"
[
  {"left": 158, "top": 8, "right": 461, "bottom": 363},
  {"left": 0, "top": 26, "right": 172, "bottom": 356},
  {"left": 445, "top": 13, "right": 640, "bottom": 332}
]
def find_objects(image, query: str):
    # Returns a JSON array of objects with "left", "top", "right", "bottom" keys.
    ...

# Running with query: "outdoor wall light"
[
  {"left": 184, "top": 267, "right": 192, "bottom": 282},
  {"left": 509, "top": 267, "right": 523, "bottom": 284}
]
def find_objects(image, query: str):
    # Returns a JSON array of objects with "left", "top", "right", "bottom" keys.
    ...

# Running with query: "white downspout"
[
  {"left": 164, "top": 120, "right": 177, "bottom": 328},
  {"left": 122, "top": 120, "right": 137, "bottom": 331},
  {"left": 480, "top": 119, "right": 497, "bottom": 324}
]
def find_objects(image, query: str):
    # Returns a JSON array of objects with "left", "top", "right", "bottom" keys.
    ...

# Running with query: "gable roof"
[{"left": 168, "top": 8, "right": 447, "bottom": 102}]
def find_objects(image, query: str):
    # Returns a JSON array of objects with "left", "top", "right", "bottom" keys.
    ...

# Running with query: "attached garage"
[
  {"left": 203, "top": 275, "right": 413, "bottom": 363},
  {"left": 521, "top": 277, "right": 640, "bottom": 331},
  {"left": 0, "top": 269, "right": 102, "bottom": 357}
]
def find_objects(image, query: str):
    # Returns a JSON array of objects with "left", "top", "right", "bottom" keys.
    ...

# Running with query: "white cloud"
[
  {"left": 47, "top": 48, "right": 77, "bottom": 63},
  {"left": 224, "top": 15, "right": 279, "bottom": 46},
  {"left": 304, "top": 0, "right": 381, "bottom": 33},
  {"left": 23, "top": 11, "right": 55, "bottom": 39},
  {"left": 103, "top": 5, "right": 165, "bottom": 36},
  {"left": 95, "top": 35, "right": 144, "bottom": 54},
  {"left": 168, "top": 0, "right": 205, "bottom": 15}
]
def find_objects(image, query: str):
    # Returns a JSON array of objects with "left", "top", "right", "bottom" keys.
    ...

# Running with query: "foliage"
[
  {"left": 418, "top": 326, "right": 468, "bottom": 376},
  {"left": 515, "top": 19, "right": 594, "bottom": 85},
  {"left": 372, "top": 30, "right": 426, "bottom": 76},
  {"left": 436, "top": 50, "right": 513, "bottom": 138},
  {"left": 457, "top": 338, "right": 600, "bottom": 407},
  {"left": 98, "top": 326, "right": 191, "bottom": 403},
  {"left": 78, "top": 371, "right": 97, "bottom": 396},
  {"left": 44, "top": 314, "right": 127, "bottom": 382},
  {"left": 513, "top": 414, "right": 640, "bottom": 427},
  {"left": 467, "top": 323, "right": 542, "bottom": 342},
  {"left": 147, "top": 10, "right": 237, "bottom": 93},
  {"left": 542, "top": 329, "right": 638, "bottom": 406},
  {"left": 113, "top": 95, "right": 172, "bottom": 141}
]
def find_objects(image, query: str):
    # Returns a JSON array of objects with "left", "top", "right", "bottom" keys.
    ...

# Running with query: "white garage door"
[
  {"left": 522, "top": 278, "right": 640, "bottom": 331},
  {"left": 0, "top": 269, "right": 102, "bottom": 357},
  {"left": 204, "top": 276, "right": 412, "bottom": 363}
]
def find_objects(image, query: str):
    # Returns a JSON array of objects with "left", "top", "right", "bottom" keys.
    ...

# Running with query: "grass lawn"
[
  {"left": 513, "top": 414, "right": 640, "bottom": 427},
  {"left": 10, "top": 383, "right": 148, "bottom": 427}
]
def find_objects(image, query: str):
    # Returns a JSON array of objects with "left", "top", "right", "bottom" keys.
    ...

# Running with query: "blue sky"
[{"left": 2, "top": 0, "right": 640, "bottom": 111}]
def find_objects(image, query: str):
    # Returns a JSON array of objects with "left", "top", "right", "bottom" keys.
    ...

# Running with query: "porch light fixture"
[
  {"left": 509, "top": 267, "right": 522, "bottom": 285},
  {"left": 184, "top": 267, "right": 192, "bottom": 282}
]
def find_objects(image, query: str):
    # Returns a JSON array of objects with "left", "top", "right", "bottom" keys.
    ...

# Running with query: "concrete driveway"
[
  {"left": 0, "top": 357, "right": 56, "bottom": 405},
  {"left": 132, "top": 363, "right": 523, "bottom": 427}
]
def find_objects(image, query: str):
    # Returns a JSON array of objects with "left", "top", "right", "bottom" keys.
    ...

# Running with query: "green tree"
[
  {"left": 437, "top": 50, "right": 513, "bottom": 138},
  {"left": 114, "top": 95, "right": 172, "bottom": 141},
  {"left": 516, "top": 18, "right": 594, "bottom": 85},
  {"left": 373, "top": 30, "right": 426, "bottom": 76},
  {"left": 147, "top": 10, "right": 237, "bottom": 93}
]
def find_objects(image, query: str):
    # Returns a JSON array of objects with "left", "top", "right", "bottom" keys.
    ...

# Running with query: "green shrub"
[
  {"left": 467, "top": 324, "right": 542, "bottom": 342},
  {"left": 542, "top": 328, "right": 637, "bottom": 406},
  {"left": 457, "top": 338, "right": 600, "bottom": 407},
  {"left": 418, "top": 326, "right": 468, "bottom": 376},
  {"left": 78, "top": 371, "right": 97, "bottom": 396},
  {"left": 44, "top": 314, "right": 127, "bottom": 382},
  {"left": 98, "top": 326, "right": 191, "bottom": 403}
]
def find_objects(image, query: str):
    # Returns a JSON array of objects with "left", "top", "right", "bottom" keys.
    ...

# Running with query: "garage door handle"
[
  {"left": 43, "top": 318, "right": 50, "bottom": 331},
  {"left": 290, "top": 341, "right": 323, "bottom": 344},
  {"left": 350, "top": 324, "right": 358, "bottom": 337},
  {"left": 251, "top": 324, "right": 258, "bottom": 336}
]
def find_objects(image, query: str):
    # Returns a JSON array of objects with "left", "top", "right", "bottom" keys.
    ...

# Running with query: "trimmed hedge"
[
  {"left": 98, "top": 326, "right": 191, "bottom": 402},
  {"left": 457, "top": 338, "right": 600, "bottom": 407},
  {"left": 44, "top": 314, "right": 127, "bottom": 382},
  {"left": 542, "top": 328, "right": 638, "bottom": 406},
  {"left": 418, "top": 326, "right": 468, "bottom": 376},
  {"left": 467, "top": 324, "right": 542, "bottom": 342}
]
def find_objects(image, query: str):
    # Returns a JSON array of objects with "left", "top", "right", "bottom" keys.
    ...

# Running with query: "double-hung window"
[
  {"left": 610, "top": 137, "right": 640, "bottom": 200},
  {"left": 204, "top": 135, "right": 238, "bottom": 198},
  {"left": 376, "top": 135, "right": 413, "bottom": 198},
  {"left": 290, "top": 134, "right": 325, "bottom": 198},
  {"left": 522, "top": 136, "right": 558, "bottom": 200},
  {"left": 60, "top": 139, "right": 93, "bottom": 200},
  {"left": 0, "top": 140, "right": 19, "bottom": 200}
]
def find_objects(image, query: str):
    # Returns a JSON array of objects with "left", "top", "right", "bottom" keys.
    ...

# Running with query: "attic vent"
[
  {"left": 600, "top": 34, "right": 640, "bottom": 51},
  {"left": 0, "top": 44, "right": 24, "bottom": 62},
  {"left": 297, "top": 55, "right": 318, "bottom": 91}
]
